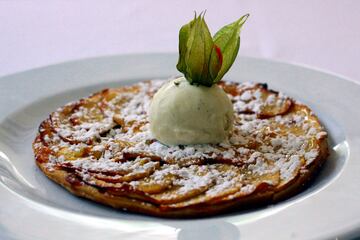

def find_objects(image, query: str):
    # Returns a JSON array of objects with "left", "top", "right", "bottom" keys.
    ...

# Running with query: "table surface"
[{"left": 1, "top": 0, "right": 360, "bottom": 83}]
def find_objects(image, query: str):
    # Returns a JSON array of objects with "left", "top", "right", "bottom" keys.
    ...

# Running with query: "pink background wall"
[{"left": 1, "top": 0, "right": 359, "bottom": 82}]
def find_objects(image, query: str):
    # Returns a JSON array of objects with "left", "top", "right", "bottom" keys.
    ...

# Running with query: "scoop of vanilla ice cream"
[{"left": 149, "top": 77, "right": 234, "bottom": 145}]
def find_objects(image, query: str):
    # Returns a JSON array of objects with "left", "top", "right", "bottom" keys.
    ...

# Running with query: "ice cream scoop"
[
  {"left": 149, "top": 12, "right": 248, "bottom": 146},
  {"left": 149, "top": 77, "right": 233, "bottom": 145}
]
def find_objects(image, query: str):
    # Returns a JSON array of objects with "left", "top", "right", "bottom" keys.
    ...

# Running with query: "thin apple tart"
[{"left": 33, "top": 79, "right": 328, "bottom": 217}]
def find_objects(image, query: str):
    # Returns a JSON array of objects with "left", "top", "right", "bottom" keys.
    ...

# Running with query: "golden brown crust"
[{"left": 33, "top": 80, "right": 329, "bottom": 218}]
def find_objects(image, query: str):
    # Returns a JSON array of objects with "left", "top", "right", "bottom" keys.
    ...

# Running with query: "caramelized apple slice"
[
  {"left": 50, "top": 96, "right": 114, "bottom": 144},
  {"left": 221, "top": 82, "right": 293, "bottom": 118},
  {"left": 94, "top": 161, "right": 160, "bottom": 183},
  {"left": 149, "top": 165, "right": 216, "bottom": 205}
]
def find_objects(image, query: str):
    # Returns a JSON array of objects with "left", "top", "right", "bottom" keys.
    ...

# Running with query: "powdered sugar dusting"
[{"left": 35, "top": 78, "right": 328, "bottom": 207}]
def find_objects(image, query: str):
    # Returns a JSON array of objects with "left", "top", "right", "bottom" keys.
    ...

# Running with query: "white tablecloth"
[{"left": 1, "top": 0, "right": 360, "bottom": 82}]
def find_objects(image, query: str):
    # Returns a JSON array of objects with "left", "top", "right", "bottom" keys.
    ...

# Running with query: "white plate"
[{"left": 0, "top": 54, "right": 359, "bottom": 240}]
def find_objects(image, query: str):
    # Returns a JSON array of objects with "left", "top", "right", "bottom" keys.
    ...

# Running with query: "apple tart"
[{"left": 33, "top": 79, "right": 328, "bottom": 217}]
